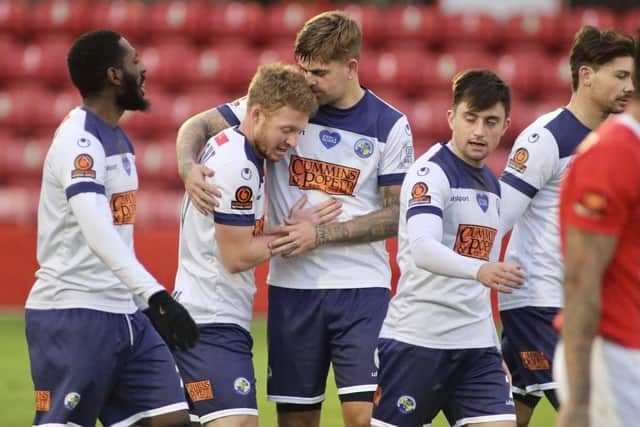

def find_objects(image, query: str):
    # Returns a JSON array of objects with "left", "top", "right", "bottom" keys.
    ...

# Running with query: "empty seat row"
[{"left": 0, "top": 1, "right": 638, "bottom": 49}]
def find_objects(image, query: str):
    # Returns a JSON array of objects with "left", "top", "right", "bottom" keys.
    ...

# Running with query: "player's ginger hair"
[
  {"left": 294, "top": 11, "right": 362, "bottom": 64},
  {"left": 247, "top": 63, "right": 318, "bottom": 117}
]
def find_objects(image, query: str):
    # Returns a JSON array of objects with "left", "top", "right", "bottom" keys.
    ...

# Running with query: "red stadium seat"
[
  {"left": 539, "top": 53, "right": 573, "bottom": 99},
  {"left": 263, "top": 3, "right": 322, "bottom": 44},
  {"left": 136, "top": 189, "right": 183, "bottom": 227},
  {"left": 562, "top": 8, "right": 618, "bottom": 49},
  {"left": 0, "top": 1, "right": 27, "bottom": 37},
  {"left": 441, "top": 13, "right": 500, "bottom": 49},
  {"left": 2, "top": 137, "right": 50, "bottom": 181},
  {"left": 429, "top": 49, "right": 495, "bottom": 92},
  {"left": 503, "top": 13, "right": 562, "bottom": 50},
  {"left": 340, "top": 4, "right": 383, "bottom": 47},
  {"left": 191, "top": 44, "right": 260, "bottom": 91},
  {"left": 495, "top": 49, "right": 545, "bottom": 98},
  {"left": 201, "top": 2, "right": 262, "bottom": 43},
  {"left": 120, "top": 91, "right": 175, "bottom": 138},
  {"left": 136, "top": 142, "right": 179, "bottom": 186},
  {"left": 507, "top": 99, "right": 538, "bottom": 145},
  {"left": 0, "top": 186, "right": 40, "bottom": 225},
  {"left": 0, "top": 88, "right": 44, "bottom": 132},
  {"left": 89, "top": 0, "right": 149, "bottom": 43},
  {"left": 13, "top": 38, "right": 72, "bottom": 87},
  {"left": 29, "top": 0, "right": 91, "bottom": 38},
  {"left": 620, "top": 9, "right": 640, "bottom": 36},
  {"left": 381, "top": 5, "right": 441, "bottom": 49},
  {"left": 258, "top": 44, "right": 296, "bottom": 65},
  {"left": 485, "top": 146, "right": 510, "bottom": 177},
  {"left": 149, "top": 1, "right": 206, "bottom": 42},
  {"left": 404, "top": 95, "right": 452, "bottom": 151},
  {"left": 359, "top": 48, "right": 432, "bottom": 95},
  {"left": 139, "top": 41, "right": 198, "bottom": 90}
]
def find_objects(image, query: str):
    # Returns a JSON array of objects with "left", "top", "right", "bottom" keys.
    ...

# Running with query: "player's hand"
[
  {"left": 184, "top": 163, "right": 221, "bottom": 215},
  {"left": 285, "top": 194, "right": 342, "bottom": 225},
  {"left": 144, "top": 290, "right": 199, "bottom": 351},
  {"left": 556, "top": 401, "right": 590, "bottom": 427},
  {"left": 476, "top": 262, "right": 524, "bottom": 293},
  {"left": 268, "top": 222, "right": 317, "bottom": 257}
]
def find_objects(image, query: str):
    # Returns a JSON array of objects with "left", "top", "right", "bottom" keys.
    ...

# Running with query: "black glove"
[{"left": 144, "top": 290, "right": 199, "bottom": 351}]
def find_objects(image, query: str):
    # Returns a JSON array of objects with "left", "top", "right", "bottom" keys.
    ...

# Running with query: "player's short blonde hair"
[
  {"left": 294, "top": 11, "right": 362, "bottom": 64},
  {"left": 247, "top": 63, "right": 318, "bottom": 117}
]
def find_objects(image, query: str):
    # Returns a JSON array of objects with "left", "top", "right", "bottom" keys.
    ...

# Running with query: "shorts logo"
[
  {"left": 373, "top": 386, "right": 382, "bottom": 406},
  {"left": 233, "top": 377, "right": 251, "bottom": 395},
  {"left": 409, "top": 182, "right": 431, "bottom": 206},
  {"left": 289, "top": 155, "right": 360, "bottom": 196},
  {"left": 186, "top": 380, "right": 214, "bottom": 402},
  {"left": 35, "top": 390, "right": 50, "bottom": 412},
  {"left": 453, "top": 224, "right": 497, "bottom": 261},
  {"left": 71, "top": 154, "right": 96, "bottom": 179},
  {"left": 231, "top": 186, "right": 253, "bottom": 210},
  {"left": 476, "top": 193, "right": 489, "bottom": 213},
  {"left": 354, "top": 138, "right": 374, "bottom": 158},
  {"left": 520, "top": 351, "right": 551, "bottom": 370},
  {"left": 396, "top": 395, "right": 416, "bottom": 414},
  {"left": 574, "top": 191, "right": 607, "bottom": 218},
  {"left": 319, "top": 130, "right": 341, "bottom": 149},
  {"left": 508, "top": 148, "right": 529, "bottom": 173},
  {"left": 64, "top": 392, "right": 81, "bottom": 410},
  {"left": 111, "top": 190, "right": 137, "bottom": 225}
]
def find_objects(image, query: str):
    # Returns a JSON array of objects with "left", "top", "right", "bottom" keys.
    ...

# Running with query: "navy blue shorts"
[
  {"left": 25, "top": 308, "right": 187, "bottom": 427},
  {"left": 500, "top": 306, "right": 559, "bottom": 396},
  {"left": 371, "top": 339, "right": 515, "bottom": 427},
  {"left": 267, "top": 287, "right": 390, "bottom": 404},
  {"left": 172, "top": 323, "right": 257, "bottom": 423}
]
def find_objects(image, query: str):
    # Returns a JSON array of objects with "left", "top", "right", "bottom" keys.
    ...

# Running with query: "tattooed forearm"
[
  {"left": 315, "top": 185, "right": 401, "bottom": 246},
  {"left": 561, "top": 226, "right": 618, "bottom": 405},
  {"left": 176, "top": 108, "right": 231, "bottom": 180}
]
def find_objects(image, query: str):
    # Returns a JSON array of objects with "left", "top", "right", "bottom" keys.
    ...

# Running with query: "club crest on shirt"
[
  {"left": 476, "top": 193, "right": 489, "bottom": 213},
  {"left": 507, "top": 148, "right": 529, "bottom": 173},
  {"left": 122, "top": 156, "right": 131, "bottom": 176},
  {"left": 453, "top": 224, "right": 497, "bottom": 261},
  {"left": 231, "top": 186, "right": 253, "bottom": 210},
  {"left": 354, "top": 138, "right": 374, "bottom": 158},
  {"left": 319, "top": 130, "right": 341, "bottom": 149},
  {"left": 396, "top": 395, "right": 416, "bottom": 414},
  {"left": 409, "top": 182, "right": 431, "bottom": 206},
  {"left": 185, "top": 380, "right": 214, "bottom": 402},
  {"left": 289, "top": 155, "right": 360, "bottom": 196},
  {"left": 71, "top": 154, "right": 96, "bottom": 179}
]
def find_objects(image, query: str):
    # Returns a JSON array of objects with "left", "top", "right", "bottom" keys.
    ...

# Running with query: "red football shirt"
[{"left": 560, "top": 114, "right": 640, "bottom": 349}]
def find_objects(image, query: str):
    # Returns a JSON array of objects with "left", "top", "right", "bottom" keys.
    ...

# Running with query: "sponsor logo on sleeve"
[
  {"left": 409, "top": 182, "right": 431, "bottom": 206},
  {"left": 507, "top": 148, "right": 529, "bottom": 174},
  {"left": 519, "top": 351, "right": 551, "bottom": 370},
  {"left": 453, "top": 224, "right": 497, "bottom": 261},
  {"left": 110, "top": 190, "right": 137, "bottom": 225},
  {"left": 289, "top": 155, "right": 360, "bottom": 196},
  {"left": 574, "top": 191, "right": 607, "bottom": 218},
  {"left": 35, "top": 390, "right": 50, "bottom": 412},
  {"left": 71, "top": 154, "right": 96, "bottom": 179},
  {"left": 354, "top": 138, "right": 374, "bottom": 158},
  {"left": 185, "top": 380, "right": 214, "bottom": 402},
  {"left": 319, "top": 130, "right": 341, "bottom": 149},
  {"left": 231, "top": 186, "right": 253, "bottom": 210}
]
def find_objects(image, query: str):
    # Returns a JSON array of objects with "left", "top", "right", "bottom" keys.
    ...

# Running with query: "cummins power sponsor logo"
[{"left": 289, "top": 155, "right": 360, "bottom": 196}]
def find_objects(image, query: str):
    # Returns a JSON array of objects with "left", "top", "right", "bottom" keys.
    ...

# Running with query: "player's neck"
[
  {"left": 566, "top": 92, "right": 608, "bottom": 130},
  {"left": 83, "top": 97, "right": 124, "bottom": 128},
  {"left": 331, "top": 81, "right": 365, "bottom": 109}
]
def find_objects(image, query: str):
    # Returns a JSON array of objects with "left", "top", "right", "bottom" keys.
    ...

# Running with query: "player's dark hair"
[
  {"left": 67, "top": 30, "right": 124, "bottom": 98},
  {"left": 451, "top": 69, "right": 511, "bottom": 116},
  {"left": 569, "top": 25, "right": 635, "bottom": 91}
]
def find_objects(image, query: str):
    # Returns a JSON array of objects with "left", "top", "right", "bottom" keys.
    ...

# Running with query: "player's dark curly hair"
[
  {"left": 67, "top": 30, "right": 124, "bottom": 98},
  {"left": 569, "top": 26, "right": 635, "bottom": 92},
  {"left": 451, "top": 69, "right": 511, "bottom": 116}
]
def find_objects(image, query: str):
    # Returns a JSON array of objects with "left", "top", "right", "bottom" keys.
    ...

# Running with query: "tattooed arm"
[
  {"left": 269, "top": 184, "right": 400, "bottom": 256},
  {"left": 557, "top": 226, "right": 617, "bottom": 427},
  {"left": 176, "top": 107, "right": 231, "bottom": 214}
]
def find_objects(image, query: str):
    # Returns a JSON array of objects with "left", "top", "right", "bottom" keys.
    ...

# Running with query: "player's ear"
[
  {"left": 501, "top": 116, "right": 511, "bottom": 136},
  {"left": 447, "top": 108, "right": 455, "bottom": 131},
  {"left": 105, "top": 66, "right": 123, "bottom": 87},
  {"left": 347, "top": 58, "right": 358, "bottom": 80},
  {"left": 579, "top": 64, "right": 594, "bottom": 88},
  {"left": 250, "top": 105, "right": 261, "bottom": 124}
]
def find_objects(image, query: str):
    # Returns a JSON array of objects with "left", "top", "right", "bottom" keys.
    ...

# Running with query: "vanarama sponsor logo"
[
  {"left": 289, "top": 155, "right": 360, "bottom": 196},
  {"left": 453, "top": 224, "right": 497, "bottom": 261}
]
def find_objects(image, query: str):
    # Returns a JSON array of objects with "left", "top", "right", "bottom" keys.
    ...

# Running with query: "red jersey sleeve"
[{"left": 560, "top": 122, "right": 640, "bottom": 237}]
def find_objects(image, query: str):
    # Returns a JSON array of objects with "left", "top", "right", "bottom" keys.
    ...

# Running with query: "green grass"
[{"left": 1, "top": 312, "right": 556, "bottom": 426}]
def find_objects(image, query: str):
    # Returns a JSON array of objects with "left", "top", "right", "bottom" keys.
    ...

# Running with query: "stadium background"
[{"left": 0, "top": 0, "right": 636, "bottom": 425}]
